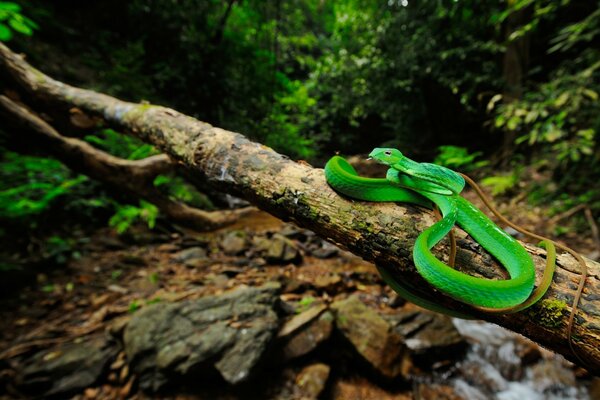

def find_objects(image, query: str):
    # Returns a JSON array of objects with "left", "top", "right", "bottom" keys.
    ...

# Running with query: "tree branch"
[
  {"left": 0, "top": 94, "right": 251, "bottom": 231},
  {"left": 1, "top": 42, "right": 598, "bottom": 371}
]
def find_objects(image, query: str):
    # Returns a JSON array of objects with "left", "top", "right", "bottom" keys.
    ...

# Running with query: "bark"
[
  {"left": 0, "top": 95, "right": 251, "bottom": 231},
  {"left": 1, "top": 42, "right": 599, "bottom": 371}
]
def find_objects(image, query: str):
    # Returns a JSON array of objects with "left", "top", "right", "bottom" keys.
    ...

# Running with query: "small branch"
[
  {"left": 0, "top": 95, "right": 252, "bottom": 231},
  {"left": 548, "top": 204, "right": 587, "bottom": 225},
  {"left": 584, "top": 206, "right": 600, "bottom": 255}
]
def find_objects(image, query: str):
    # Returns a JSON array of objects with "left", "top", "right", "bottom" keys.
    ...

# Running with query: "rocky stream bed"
[{"left": 0, "top": 210, "right": 597, "bottom": 399}]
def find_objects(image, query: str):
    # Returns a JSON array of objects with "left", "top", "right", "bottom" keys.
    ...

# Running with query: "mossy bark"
[{"left": 1, "top": 42, "right": 599, "bottom": 372}]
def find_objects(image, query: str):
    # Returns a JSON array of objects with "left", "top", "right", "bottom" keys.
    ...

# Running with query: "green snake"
[
  {"left": 324, "top": 148, "right": 557, "bottom": 316},
  {"left": 324, "top": 147, "right": 591, "bottom": 368}
]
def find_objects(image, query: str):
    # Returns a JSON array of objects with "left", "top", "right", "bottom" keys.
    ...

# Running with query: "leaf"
[
  {"left": 153, "top": 175, "right": 171, "bottom": 187},
  {"left": 8, "top": 18, "right": 32, "bottom": 35},
  {"left": 0, "top": 2, "right": 20, "bottom": 12},
  {"left": 582, "top": 89, "right": 598, "bottom": 101},
  {"left": 22, "top": 16, "right": 38, "bottom": 29},
  {"left": 0, "top": 22, "right": 11, "bottom": 41},
  {"left": 487, "top": 94, "right": 502, "bottom": 112},
  {"left": 506, "top": 116, "right": 521, "bottom": 131},
  {"left": 576, "top": 129, "right": 594, "bottom": 140},
  {"left": 553, "top": 92, "right": 569, "bottom": 108}
]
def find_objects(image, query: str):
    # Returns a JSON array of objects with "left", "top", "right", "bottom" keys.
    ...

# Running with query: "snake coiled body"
[{"left": 324, "top": 151, "right": 542, "bottom": 313}]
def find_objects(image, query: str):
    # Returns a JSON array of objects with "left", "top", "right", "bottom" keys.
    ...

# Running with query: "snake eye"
[{"left": 384, "top": 150, "right": 392, "bottom": 156}]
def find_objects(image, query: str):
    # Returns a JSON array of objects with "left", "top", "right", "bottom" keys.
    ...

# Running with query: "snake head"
[{"left": 368, "top": 148, "right": 404, "bottom": 165}]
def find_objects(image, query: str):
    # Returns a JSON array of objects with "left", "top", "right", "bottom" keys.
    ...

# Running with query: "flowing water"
[{"left": 450, "top": 319, "right": 590, "bottom": 400}]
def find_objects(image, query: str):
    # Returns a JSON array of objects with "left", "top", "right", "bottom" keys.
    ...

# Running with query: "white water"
[{"left": 450, "top": 319, "right": 590, "bottom": 400}]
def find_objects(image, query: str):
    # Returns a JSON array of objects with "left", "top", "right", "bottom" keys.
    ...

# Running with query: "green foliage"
[
  {"left": 0, "top": 152, "right": 88, "bottom": 219},
  {"left": 296, "top": 296, "right": 316, "bottom": 313},
  {"left": 257, "top": 79, "right": 317, "bottom": 159},
  {"left": 43, "top": 235, "right": 81, "bottom": 264},
  {"left": 488, "top": 0, "right": 600, "bottom": 217},
  {"left": 491, "top": 0, "right": 599, "bottom": 165},
  {"left": 85, "top": 129, "right": 158, "bottom": 160},
  {"left": 434, "top": 146, "right": 489, "bottom": 172},
  {"left": 0, "top": 1, "right": 37, "bottom": 41},
  {"left": 480, "top": 168, "right": 521, "bottom": 196},
  {"left": 109, "top": 200, "right": 159, "bottom": 234},
  {"left": 494, "top": 66, "right": 599, "bottom": 163},
  {"left": 153, "top": 174, "right": 214, "bottom": 210},
  {"left": 4, "top": 0, "right": 600, "bottom": 229},
  {"left": 128, "top": 300, "right": 141, "bottom": 313},
  {"left": 304, "top": 1, "right": 503, "bottom": 154}
]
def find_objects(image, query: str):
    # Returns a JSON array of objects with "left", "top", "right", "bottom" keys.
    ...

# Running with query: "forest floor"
[{"left": 0, "top": 181, "right": 599, "bottom": 399}]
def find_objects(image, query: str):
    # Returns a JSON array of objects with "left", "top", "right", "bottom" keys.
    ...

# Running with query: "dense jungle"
[{"left": 0, "top": 1, "right": 599, "bottom": 399}]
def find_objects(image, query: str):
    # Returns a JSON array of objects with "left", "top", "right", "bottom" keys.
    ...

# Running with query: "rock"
[
  {"left": 332, "top": 377, "right": 412, "bottom": 400},
  {"left": 331, "top": 296, "right": 407, "bottom": 378},
  {"left": 494, "top": 338, "right": 540, "bottom": 381},
  {"left": 589, "top": 377, "right": 600, "bottom": 400},
  {"left": 172, "top": 246, "right": 208, "bottom": 267},
  {"left": 278, "top": 304, "right": 327, "bottom": 338},
  {"left": 106, "top": 315, "right": 131, "bottom": 339},
  {"left": 530, "top": 358, "right": 576, "bottom": 393},
  {"left": 123, "top": 231, "right": 170, "bottom": 245},
  {"left": 279, "top": 224, "right": 309, "bottom": 239},
  {"left": 388, "top": 311, "right": 466, "bottom": 363},
  {"left": 503, "top": 226, "right": 523, "bottom": 239},
  {"left": 17, "top": 335, "right": 118, "bottom": 398},
  {"left": 296, "top": 263, "right": 342, "bottom": 290},
  {"left": 221, "top": 231, "right": 247, "bottom": 255},
  {"left": 514, "top": 338, "right": 541, "bottom": 366},
  {"left": 282, "top": 311, "right": 334, "bottom": 360},
  {"left": 123, "top": 283, "right": 280, "bottom": 391},
  {"left": 294, "top": 363, "right": 330, "bottom": 400},
  {"left": 120, "top": 254, "right": 146, "bottom": 266},
  {"left": 414, "top": 383, "right": 464, "bottom": 400},
  {"left": 310, "top": 241, "right": 339, "bottom": 259},
  {"left": 205, "top": 273, "right": 229, "bottom": 289},
  {"left": 265, "top": 234, "right": 300, "bottom": 264},
  {"left": 96, "top": 236, "right": 127, "bottom": 250},
  {"left": 459, "top": 360, "right": 507, "bottom": 393}
]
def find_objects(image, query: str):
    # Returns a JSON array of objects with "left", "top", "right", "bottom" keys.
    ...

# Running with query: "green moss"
[
  {"left": 353, "top": 220, "right": 372, "bottom": 232},
  {"left": 123, "top": 104, "right": 153, "bottom": 122},
  {"left": 530, "top": 298, "right": 568, "bottom": 329},
  {"left": 32, "top": 68, "right": 47, "bottom": 83}
]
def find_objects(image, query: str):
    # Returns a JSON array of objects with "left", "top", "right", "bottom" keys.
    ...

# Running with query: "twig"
[
  {"left": 584, "top": 206, "right": 600, "bottom": 252},
  {"left": 548, "top": 204, "right": 587, "bottom": 225}
]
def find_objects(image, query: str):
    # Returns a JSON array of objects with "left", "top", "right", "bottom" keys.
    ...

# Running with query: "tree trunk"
[
  {"left": 499, "top": 0, "right": 532, "bottom": 162},
  {"left": 1, "top": 43, "right": 598, "bottom": 371}
]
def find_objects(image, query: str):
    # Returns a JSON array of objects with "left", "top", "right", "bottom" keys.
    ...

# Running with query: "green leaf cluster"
[
  {"left": 0, "top": 151, "right": 88, "bottom": 219},
  {"left": 84, "top": 129, "right": 158, "bottom": 160},
  {"left": 434, "top": 146, "right": 488, "bottom": 172},
  {"left": 0, "top": 1, "right": 37, "bottom": 41},
  {"left": 109, "top": 200, "right": 158, "bottom": 234}
]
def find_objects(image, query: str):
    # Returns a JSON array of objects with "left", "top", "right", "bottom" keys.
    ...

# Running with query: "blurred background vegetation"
[{"left": 0, "top": 0, "right": 599, "bottom": 264}]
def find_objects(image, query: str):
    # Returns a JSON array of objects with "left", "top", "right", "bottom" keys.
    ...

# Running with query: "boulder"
[
  {"left": 123, "top": 282, "right": 280, "bottom": 391},
  {"left": 294, "top": 363, "right": 330, "bottom": 400},
  {"left": 332, "top": 377, "right": 412, "bottom": 400},
  {"left": 220, "top": 231, "right": 247, "bottom": 255},
  {"left": 281, "top": 309, "right": 333, "bottom": 360},
  {"left": 265, "top": 234, "right": 301, "bottom": 264},
  {"left": 387, "top": 310, "right": 466, "bottom": 363},
  {"left": 172, "top": 246, "right": 208, "bottom": 267},
  {"left": 331, "top": 296, "right": 407, "bottom": 378},
  {"left": 16, "top": 335, "right": 118, "bottom": 398}
]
